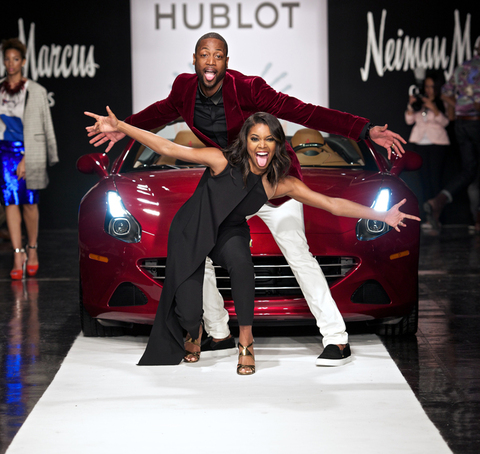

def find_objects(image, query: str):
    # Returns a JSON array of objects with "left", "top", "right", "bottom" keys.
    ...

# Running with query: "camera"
[{"left": 411, "top": 88, "right": 425, "bottom": 112}]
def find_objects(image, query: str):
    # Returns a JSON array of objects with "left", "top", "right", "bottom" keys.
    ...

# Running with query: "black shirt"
[{"left": 193, "top": 84, "right": 228, "bottom": 149}]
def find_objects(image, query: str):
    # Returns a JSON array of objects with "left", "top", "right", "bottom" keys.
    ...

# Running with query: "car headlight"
[
  {"left": 356, "top": 188, "right": 392, "bottom": 241},
  {"left": 104, "top": 191, "right": 142, "bottom": 243}
]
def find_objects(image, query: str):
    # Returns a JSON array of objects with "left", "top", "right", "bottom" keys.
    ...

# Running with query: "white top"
[{"left": 0, "top": 80, "right": 29, "bottom": 140}]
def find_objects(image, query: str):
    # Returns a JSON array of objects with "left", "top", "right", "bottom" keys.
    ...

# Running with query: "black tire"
[
  {"left": 79, "top": 278, "right": 126, "bottom": 337},
  {"left": 375, "top": 300, "right": 418, "bottom": 337}
]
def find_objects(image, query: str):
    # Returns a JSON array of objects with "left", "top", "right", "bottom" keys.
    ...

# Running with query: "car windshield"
[{"left": 119, "top": 128, "right": 378, "bottom": 173}]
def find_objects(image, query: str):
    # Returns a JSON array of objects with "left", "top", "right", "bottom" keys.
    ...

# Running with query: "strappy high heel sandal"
[
  {"left": 26, "top": 244, "right": 39, "bottom": 277},
  {"left": 10, "top": 248, "right": 27, "bottom": 280},
  {"left": 237, "top": 342, "right": 255, "bottom": 375},
  {"left": 184, "top": 334, "right": 201, "bottom": 363}
]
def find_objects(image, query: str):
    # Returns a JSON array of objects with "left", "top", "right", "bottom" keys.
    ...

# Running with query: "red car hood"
[{"left": 113, "top": 167, "right": 384, "bottom": 235}]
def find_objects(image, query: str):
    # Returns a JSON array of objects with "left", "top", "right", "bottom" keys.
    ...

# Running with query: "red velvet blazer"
[{"left": 126, "top": 69, "right": 370, "bottom": 180}]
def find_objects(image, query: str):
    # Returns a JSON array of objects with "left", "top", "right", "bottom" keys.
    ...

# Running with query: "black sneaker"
[
  {"left": 201, "top": 335, "right": 237, "bottom": 358},
  {"left": 316, "top": 344, "right": 352, "bottom": 366}
]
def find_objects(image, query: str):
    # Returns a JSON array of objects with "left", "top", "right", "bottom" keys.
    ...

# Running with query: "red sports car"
[{"left": 77, "top": 128, "right": 421, "bottom": 337}]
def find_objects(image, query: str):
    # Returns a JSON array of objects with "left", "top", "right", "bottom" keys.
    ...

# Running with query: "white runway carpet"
[{"left": 7, "top": 334, "right": 452, "bottom": 454}]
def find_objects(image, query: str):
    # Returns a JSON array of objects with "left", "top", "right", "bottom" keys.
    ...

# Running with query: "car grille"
[{"left": 140, "top": 256, "right": 358, "bottom": 298}]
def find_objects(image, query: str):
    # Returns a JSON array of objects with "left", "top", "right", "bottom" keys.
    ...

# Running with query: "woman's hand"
[
  {"left": 406, "top": 96, "right": 416, "bottom": 116},
  {"left": 16, "top": 157, "right": 26, "bottom": 180},
  {"left": 408, "top": 94, "right": 417, "bottom": 106},
  {"left": 384, "top": 199, "right": 421, "bottom": 232},
  {"left": 85, "top": 106, "right": 119, "bottom": 134},
  {"left": 85, "top": 107, "right": 125, "bottom": 152},
  {"left": 422, "top": 97, "right": 437, "bottom": 113}
]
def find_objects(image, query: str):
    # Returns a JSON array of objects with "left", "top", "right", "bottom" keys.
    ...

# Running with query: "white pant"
[{"left": 202, "top": 199, "right": 348, "bottom": 347}]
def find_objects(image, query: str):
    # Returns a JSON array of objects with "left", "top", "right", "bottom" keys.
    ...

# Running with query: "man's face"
[{"left": 193, "top": 38, "right": 229, "bottom": 97}]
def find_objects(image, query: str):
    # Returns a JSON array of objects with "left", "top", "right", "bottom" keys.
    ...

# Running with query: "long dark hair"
[
  {"left": 224, "top": 112, "right": 291, "bottom": 186},
  {"left": 424, "top": 71, "right": 446, "bottom": 114}
]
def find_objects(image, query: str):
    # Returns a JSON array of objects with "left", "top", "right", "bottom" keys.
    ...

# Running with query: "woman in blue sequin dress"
[{"left": 1, "top": 38, "right": 58, "bottom": 279}]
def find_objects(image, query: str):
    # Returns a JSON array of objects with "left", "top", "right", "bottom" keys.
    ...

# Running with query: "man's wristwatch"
[{"left": 365, "top": 123, "right": 376, "bottom": 140}]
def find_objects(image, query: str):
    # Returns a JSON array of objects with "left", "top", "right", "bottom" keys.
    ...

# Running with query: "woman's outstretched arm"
[
  {"left": 274, "top": 176, "right": 420, "bottom": 232},
  {"left": 85, "top": 107, "right": 227, "bottom": 173}
]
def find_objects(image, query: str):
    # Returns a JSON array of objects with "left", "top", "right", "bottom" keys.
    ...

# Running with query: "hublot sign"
[{"left": 154, "top": 2, "right": 300, "bottom": 29}]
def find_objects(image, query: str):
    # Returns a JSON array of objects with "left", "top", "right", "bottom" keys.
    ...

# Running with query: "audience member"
[
  {"left": 405, "top": 73, "right": 449, "bottom": 232},
  {"left": 425, "top": 43, "right": 480, "bottom": 232}
]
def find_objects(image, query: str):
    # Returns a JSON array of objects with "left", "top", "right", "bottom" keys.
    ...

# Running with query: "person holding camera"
[{"left": 405, "top": 74, "right": 450, "bottom": 232}]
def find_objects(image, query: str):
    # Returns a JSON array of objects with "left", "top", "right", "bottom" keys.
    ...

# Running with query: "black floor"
[{"left": 0, "top": 228, "right": 479, "bottom": 454}]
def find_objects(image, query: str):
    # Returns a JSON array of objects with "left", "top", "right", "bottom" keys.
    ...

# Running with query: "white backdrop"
[{"left": 130, "top": 0, "right": 328, "bottom": 138}]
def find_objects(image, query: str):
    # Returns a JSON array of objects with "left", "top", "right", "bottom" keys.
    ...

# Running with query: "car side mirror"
[
  {"left": 390, "top": 150, "right": 422, "bottom": 176},
  {"left": 76, "top": 153, "right": 110, "bottom": 178}
]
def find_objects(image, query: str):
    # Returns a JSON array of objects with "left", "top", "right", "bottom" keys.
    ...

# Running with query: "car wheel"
[
  {"left": 79, "top": 278, "right": 126, "bottom": 337},
  {"left": 375, "top": 300, "right": 418, "bottom": 337}
]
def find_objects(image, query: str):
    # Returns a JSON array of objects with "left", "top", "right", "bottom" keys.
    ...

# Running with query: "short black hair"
[
  {"left": 1, "top": 38, "right": 27, "bottom": 60},
  {"left": 195, "top": 32, "right": 228, "bottom": 56}
]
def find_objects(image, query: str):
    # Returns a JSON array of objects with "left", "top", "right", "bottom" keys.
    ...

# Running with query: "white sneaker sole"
[{"left": 315, "top": 356, "right": 352, "bottom": 367}]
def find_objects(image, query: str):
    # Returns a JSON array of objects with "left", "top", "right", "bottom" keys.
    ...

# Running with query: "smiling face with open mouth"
[
  {"left": 193, "top": 38, "right": 229, "bottom": 97},
  {"left": 246, "top": 123, "right": 277, "bottom": 175}
]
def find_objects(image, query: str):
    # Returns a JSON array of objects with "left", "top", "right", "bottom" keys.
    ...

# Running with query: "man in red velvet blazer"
[{"left": 89, "top": 32, "right": 406, "bottom": 367}]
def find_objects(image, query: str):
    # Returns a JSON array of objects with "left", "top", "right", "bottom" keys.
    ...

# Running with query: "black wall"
[
  {"left": 3, "top": 1, "right": 132, "bottom": 229},
  {"left": 329, "top": 1, "right": 479, "bottom": 137},
  {"left": 3, "top": 1, "right": 479, "bottom": 228},
  {"left": 329, "top": 1, "right": 480, "bottom": 224}
]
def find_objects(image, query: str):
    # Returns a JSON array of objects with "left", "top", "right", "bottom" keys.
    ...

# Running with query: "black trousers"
[
  {"left": 174, "top": 224, "right": 255, "bottom": 339},
  {"left": 445, "top": 119, "right": 480, "bottom": 197},
  {"left": 411, "top": 143, "right": 448, "bottom": 202}
]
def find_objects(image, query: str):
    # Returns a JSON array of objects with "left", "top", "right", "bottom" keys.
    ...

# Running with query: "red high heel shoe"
[
  {"left": 26, "top": 244, "right": 39, "bottom": 277},
  {"left": 10, "top": 248, "right": 27, "bottom": 280}
]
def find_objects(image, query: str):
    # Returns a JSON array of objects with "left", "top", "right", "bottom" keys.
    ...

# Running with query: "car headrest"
[
  {"left": 291, "top": 128, "right": 336, "bottom": 155},
  {"left": 291, "top": 128, "right": 347, "bottom": 166}
]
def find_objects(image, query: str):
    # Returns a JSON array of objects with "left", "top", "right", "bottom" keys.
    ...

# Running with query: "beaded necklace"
[{"left": 1, "top": 78, "right": 26, "bottom": 95}]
